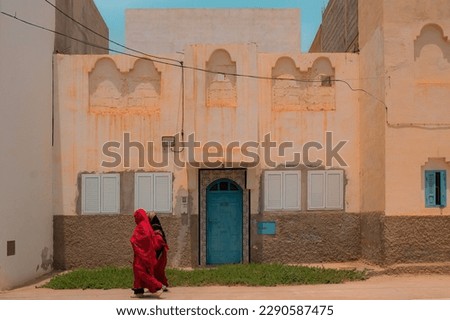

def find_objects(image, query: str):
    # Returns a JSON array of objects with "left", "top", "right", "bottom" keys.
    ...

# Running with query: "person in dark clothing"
[{"left": 147, "top": 211, "right": 169, "bottom": 289}]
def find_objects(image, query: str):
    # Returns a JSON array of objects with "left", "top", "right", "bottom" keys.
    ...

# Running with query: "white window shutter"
[
  {"left": 82, "top": 174, "right": 101, "bottom": 213},
  {"left": 283, "top": 171, "right": 301, "bottom": 210},
  {"left": 135, "top": 173, "right": 154, "bottom": 211},
  {"left": 265, "top": 172, "right": 283, "bottom": 210},
  {"left": 101, "top": 174, "right": 120, "bottom": 213},
  {"left": 308, "top": 171, "right": 326, "bottom": 210},
  {"left": 326, "top": 170, "right": 343, "bottom": 209},
  {"left": 153, "top": 173, "right": 172, "bottom": 213}
]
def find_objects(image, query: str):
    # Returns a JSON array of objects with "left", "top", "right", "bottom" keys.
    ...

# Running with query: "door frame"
[
  {"left": 199, "top": 169, "right": 249, "bottom": 266},
  {"left": 206, "top": 178, "right": 243, "bottom": 264}
]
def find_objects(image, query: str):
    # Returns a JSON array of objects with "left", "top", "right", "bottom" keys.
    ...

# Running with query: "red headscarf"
[{"left": 130, "top": 208, "right": 156, "bottom": 270}]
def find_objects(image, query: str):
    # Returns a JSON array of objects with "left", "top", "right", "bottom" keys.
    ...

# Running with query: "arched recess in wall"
[
  {"left": 414, "top": 24, "right": 449, "bottom": 63},
  {"left": 271, "top": 56, "right": 305, "bottom": 111},
  {"left": 206, "top": 49, "right": 237, "bottom": 108},
  {"left": 311, "top": 57, "right": 335, "bottom": 86},
  {"left": 413, "top": 24, "right": 450, "bottom": 123},
  {"left": 127, "top": 59, "right": 161, "bottom": 109},
  {"left": 308, "top": 56, "right": 336, "bottom": 111},
  {"left": 89, "top": 57, "right": 123, "bottom": 109}
]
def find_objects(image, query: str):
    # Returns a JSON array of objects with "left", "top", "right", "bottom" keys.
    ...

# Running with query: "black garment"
[
  {"left": 149, "top": 215, "right": 167, "bottom": 258},
  {"left": 150, "top": 215, "right": 167, "bottom": 244}
]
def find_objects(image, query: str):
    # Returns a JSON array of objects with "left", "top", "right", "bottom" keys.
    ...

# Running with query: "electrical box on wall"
[
  {"left": 7, "top": 240, "right": 15, "bottom": 256},
  {"left": 180, "top": 190, "right": 188, "bottom": 214},
  {"left": 257, "top": 221, "right": 276, "bottom": 235},
  {"left": 181, "top": 196, "right": 188, "bottom": 214}
]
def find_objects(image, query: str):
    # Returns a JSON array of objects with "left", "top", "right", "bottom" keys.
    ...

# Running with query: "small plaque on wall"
[{"left": 257, "top": 221, "right": 276, "bottom": 235}]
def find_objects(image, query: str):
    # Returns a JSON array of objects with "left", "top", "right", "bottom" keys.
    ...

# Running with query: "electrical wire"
[
  {"left": 3, "top": 9, "right": 450, "bottom": 129},
  {"left": 43, "top": 0, "right": 180, "bottom": 63},
  {"left": 0, "top": 10, "right": 353, "bottom": 84},
  {"left": 1, "top": 10, "right": 180, "bottom": 68}
]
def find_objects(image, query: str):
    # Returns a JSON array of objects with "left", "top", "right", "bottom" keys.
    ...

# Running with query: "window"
[
  {"left": 307, "top": 170, "right": 344, "bottom": 210},
  {"left": 425, "top": 170, "right": 447, "bottom": 207},
  {"left": 264, "top": 171, "right": 301, "bottom": 211},
  {"left": 321, "top": 75, "right": 332, "bottom": 87},
  {"left": 81, "top": 173, "right": 120, "bottom": 214},
  {"left": 135, "top": 172, "right": 172, "bottom": 213}
]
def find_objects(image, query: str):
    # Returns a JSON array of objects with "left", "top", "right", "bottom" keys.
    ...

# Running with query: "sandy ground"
[{"left": 1, "top": 273, "right": 450, "bottom": 300}]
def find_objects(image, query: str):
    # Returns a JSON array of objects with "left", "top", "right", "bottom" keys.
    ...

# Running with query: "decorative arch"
[
  {"left": 311, "top": 57, "right": 335, "bottom": 86},
  {"left": 207, "top": 178, "right": 242, "bottom": 192},
  {"left": 271, "top": 57, "right": 303, "bottom": 110},
  {"left": 413, "top": 23, "right": 450, "bottom": 123},
  {"left": 89, "top": 58, "right": 122, "bottom": 109},
  {"left": 271, "top": 55, "right": 336, "bottom": 111},
  {"left": 414, "top": 24, "right": 450, "bottom": 62},
  {"left": 272, "top": 56, "right": 301, "bottom": 78},
  {"left": 127, "top": 59, "right": 161, "bottom": 109},
  {"left": 206, "top": 49, "right": 237, "bottom": 108},
  {"left": 88, "top": 57, "right": 162, "bottom": 112}
]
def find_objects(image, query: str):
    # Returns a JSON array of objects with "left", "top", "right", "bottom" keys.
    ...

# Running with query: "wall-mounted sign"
[{"left": 257, "top": 221, "right": 276, "bottom": 235}]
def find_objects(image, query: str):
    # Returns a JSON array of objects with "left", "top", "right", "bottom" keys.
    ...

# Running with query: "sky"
[{"left": 93, "top": 0, "right": 329, "bottom": 53}]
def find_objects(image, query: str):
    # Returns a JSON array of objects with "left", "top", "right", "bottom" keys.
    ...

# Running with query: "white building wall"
[
  {"left": 0, "top": 0, "right": 54, "bottom": 289},
  {"left": 126, "top": 8, "right": 301, "bottom": 54}
]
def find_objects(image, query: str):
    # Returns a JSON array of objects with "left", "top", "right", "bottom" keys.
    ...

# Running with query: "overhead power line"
[
  {"left": 0, "top": 9, "right": 343, "bottom": 83},
  {"left": 43, "top": 0, "right": 180, "bottom": 63},
  {"left": 1, "top": 10, "right": 180, "bottom": 67},
  {"left": 4, "top": 9, "right": 450, "bottom": 128}
]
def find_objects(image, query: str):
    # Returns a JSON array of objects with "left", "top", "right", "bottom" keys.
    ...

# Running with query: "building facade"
[
  {"left": 53, "top": 47, "right": 360, "bottom": 268},
  {"left": 3, "top": 2, "right": 450, "bottom": 288},
  {"left": 0, "top": 0, "right": 108, "bottom": 290},
  {"left": 53, "top": 2, "right": 450, "bottom": 270}
]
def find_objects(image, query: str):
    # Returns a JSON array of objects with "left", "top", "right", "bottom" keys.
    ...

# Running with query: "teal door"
[{"left": 206, "top": 179, "right": 243, "bottom": 265}]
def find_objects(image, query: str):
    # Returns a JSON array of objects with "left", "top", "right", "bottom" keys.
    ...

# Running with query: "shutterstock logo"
[{"left": 101, "top": 132, "right": 348, "bottom": 169}]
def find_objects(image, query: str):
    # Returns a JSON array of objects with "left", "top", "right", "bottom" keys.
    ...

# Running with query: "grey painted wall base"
[
  {"left": 53, "top": 215, "right": 193, "bottom": 270},
  {"left": 53, "top": 213, "right": 450, "bottom": 270},
  {"left": 361, "top": 213, "right": 450, "bottom": 266},
  {"left": 251, "top": 212, "right": 361, "bottom": 264}
]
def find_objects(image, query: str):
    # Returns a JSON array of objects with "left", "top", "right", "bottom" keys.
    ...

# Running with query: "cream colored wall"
[
  {"left": 183, "top": 44, "right": 260, "bottom": 162},
  {"left": 358, "top": 0, "right": 386, "bottom": 213},
  {"left": 257, "top": 52, "right": 361, "bottom": 213},
  {"left": 0, "top": 0, "right": 54, "bottom": 289},
  {"left": 54, "top": 45, "right": 361, "bottom": 216},
  {"left": 382, "top": 0, "right": 450, "bottom": 215},
  {"left": 53, "top": 54, "right": 187, "bottom": 215}
]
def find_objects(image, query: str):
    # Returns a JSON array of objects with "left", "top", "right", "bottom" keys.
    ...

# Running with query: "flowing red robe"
[{"left": 130, "top": 209, "right": 162, "bottom": 293}]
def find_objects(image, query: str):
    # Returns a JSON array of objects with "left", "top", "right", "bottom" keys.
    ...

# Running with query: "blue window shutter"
[
  {"left": 425, "top": 171, "right": 436, "bottom": 207},
  {"left": 440, "top": 171, "right": 447, "bottom": 207}
]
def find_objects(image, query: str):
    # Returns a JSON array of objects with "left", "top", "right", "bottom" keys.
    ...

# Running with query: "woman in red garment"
[
  {"left": 130, "top": 208, "right": 164, "bottom": 295},
  {"left": 148, "top": 211, "right": 169, "bottom": 289}
]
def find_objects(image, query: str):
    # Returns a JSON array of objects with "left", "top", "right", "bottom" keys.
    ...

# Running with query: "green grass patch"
[
  {"left": 42, "top": 264, "right": 367, "bottom": 290},
  {"left": 42, "top": 266, "right": 132, "bottom": 290}
]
